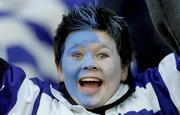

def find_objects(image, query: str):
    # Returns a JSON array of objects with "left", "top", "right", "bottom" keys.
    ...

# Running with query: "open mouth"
[{"left": 78, "top": 77, "right": 103, "bottom": 93}]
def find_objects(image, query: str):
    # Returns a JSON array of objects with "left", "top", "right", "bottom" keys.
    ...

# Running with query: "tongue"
[{"left": 82, "top": 82, "right": 100, "bottom": 90}]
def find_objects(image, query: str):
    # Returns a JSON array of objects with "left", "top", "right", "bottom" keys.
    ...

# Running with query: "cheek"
[
  {"left": 62, "top": 58, "right": 80, "bottom": 82},
  {"left": 62, "top": 59, "right": 81, "bottom": 96},
  {"left": 100, "top": 58, "right": 121, "bottom": 80}
]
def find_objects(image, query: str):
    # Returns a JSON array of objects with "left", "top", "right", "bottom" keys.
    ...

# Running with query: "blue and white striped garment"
[{"left": 0, "top": 53, "right": 180, "bottom": 115}]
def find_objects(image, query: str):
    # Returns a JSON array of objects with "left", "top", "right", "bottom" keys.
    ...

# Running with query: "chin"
[
  {"left": 79, "top": 98, "right": 104, "bottom": 110},
  {"left": 83, "top": 104, "right": 99, "bottom": 110}
]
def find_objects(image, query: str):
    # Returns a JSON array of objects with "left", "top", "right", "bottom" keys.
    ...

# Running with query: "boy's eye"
[
  {"left": 97, "top": 53, "right": 109, "bottom": 59},
  {"left": 71, "top": 53, "right": 84, "bottom": 60}
]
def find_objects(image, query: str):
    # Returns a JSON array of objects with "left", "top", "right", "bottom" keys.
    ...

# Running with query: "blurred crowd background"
[{"left": 0, "top": 0, "right": 171, "bottom": 83}]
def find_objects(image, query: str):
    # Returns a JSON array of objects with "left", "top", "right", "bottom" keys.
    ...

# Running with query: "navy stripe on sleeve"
[
  {"left": 135, "top": 67, "right": 179, "bottom": 114},
  {"left": 175, "top": 52, "right": 180, "bottom": 71},
  {"left": 121, "top": 109, "right": 163, "bottom": 115},
  {"left": 30, "top": 78, "right": 59, "bottom": 115},
  {"left": 0, "top": 63, "right": 26, "bottom": 115}
]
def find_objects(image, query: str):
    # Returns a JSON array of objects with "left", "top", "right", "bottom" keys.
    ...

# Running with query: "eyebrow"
[
  {"left": 96, "top": 44, "right": 113, "bottom": 51},
  {"left": 67, "top": 42, "right": 113, "bottom": 53},
  {"left": 66, "top": 43, "right": 84, "bottom": 52}
]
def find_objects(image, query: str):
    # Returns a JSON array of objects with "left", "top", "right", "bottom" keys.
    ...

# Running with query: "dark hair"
[{"left": 54, "top": 5, "right": 132, "bottom": 69}]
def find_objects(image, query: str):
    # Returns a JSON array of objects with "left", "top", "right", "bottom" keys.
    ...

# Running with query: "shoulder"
[
  {"left": 159, "top": 53, "right": 180, "bottom": 74},
  {"left": 134, "top": 53, "right": 179, "bottom": 86},
  {"left": 158, "top": 53, "right": 180, "bottom": 87}
]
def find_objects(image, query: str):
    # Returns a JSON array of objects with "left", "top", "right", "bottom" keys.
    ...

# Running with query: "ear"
[
  {"left": 121, "top": 64, "right": 129, "bottom": 81},
  {"left": 56, "top": 64, "right": 64, "bottom": 82}
]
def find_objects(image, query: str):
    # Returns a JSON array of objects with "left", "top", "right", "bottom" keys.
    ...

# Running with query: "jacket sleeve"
[
  {"left": 0, "top": 58, "right": 26, "bottom": 114},
  {"left": 158, "top": 53, "right": 180, "bottom": 112}
]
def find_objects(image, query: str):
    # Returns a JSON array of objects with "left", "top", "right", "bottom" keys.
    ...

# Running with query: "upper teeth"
[{"left": 80, "top": 77, "right": 100, "bottom": 82}]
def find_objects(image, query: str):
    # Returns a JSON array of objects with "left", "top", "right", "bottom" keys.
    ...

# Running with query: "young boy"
[{"left": 0, "top": 5, "right": 180, "bottom": 115}]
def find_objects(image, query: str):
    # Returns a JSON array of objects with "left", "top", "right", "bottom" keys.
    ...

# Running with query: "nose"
[
  {"left": 83, "top": 65, "right": 98, "bottom": 70},
  {"left": 81, "top": 54, "right": 98, "bottom": 71}
]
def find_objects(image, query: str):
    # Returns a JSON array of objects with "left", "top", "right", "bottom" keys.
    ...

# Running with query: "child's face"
[{"left": 58, "top": 30, "right": 128, "bottom": 109}]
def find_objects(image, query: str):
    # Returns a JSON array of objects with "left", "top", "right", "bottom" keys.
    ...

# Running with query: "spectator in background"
[{"left": 0, "top": 0, "right": 67, "bottom": 83}]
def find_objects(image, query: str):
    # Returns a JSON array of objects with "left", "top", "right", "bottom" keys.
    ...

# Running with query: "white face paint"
[{"left": 59, "top": 30, "right": 127, "bottom": 109}]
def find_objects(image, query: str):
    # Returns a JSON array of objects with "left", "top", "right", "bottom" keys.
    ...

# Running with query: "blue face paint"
[{"left": 60, "top": 30, "right": 127, "bottom": 109}]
